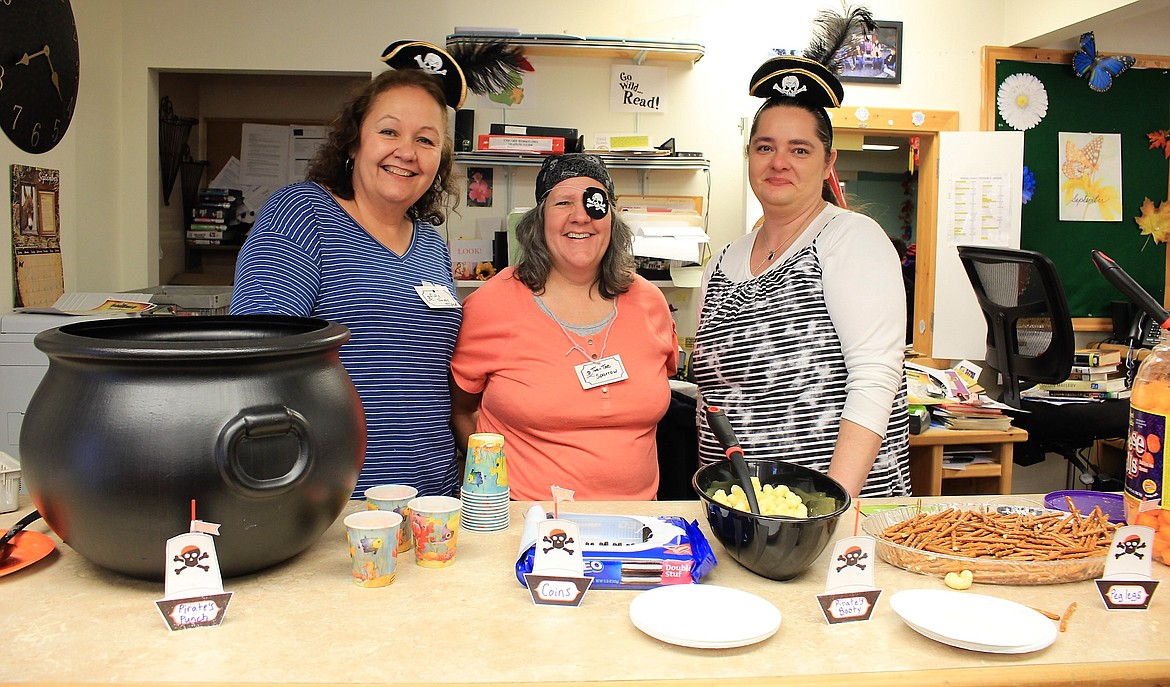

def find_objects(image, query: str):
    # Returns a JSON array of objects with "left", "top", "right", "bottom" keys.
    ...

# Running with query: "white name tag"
[
  {"left": 415, "top": 281, "right": 461, "bottom": 309},
  {"left": 574, "top": 354, "right": 628, "bottom": 390}
]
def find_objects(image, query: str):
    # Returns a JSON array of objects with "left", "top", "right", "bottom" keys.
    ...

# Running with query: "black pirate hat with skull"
[
  {"left": 382, "top": 39, "right": 531, "bottom": 110},
  {"left": 748, "top": 4, "right": 876, "bottom": 109}
]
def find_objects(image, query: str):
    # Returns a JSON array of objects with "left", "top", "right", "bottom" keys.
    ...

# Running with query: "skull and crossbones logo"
[
  {"left": 174, "top": 545, "right": 210, "bottom": 574},
  {"left": 542, "top": 529, "right": 575, "bottom": 555},
  {"left": 414, "top": 52, "right": 447, "bottom": 75},
  {"left": 583, "top": 188, "right": 609, "bottom": 219},
  {"left": 836, "top": 546, "right": 868, "bottom": 572},
  {"left": 1115, "top": 535, "right": 1147, "bottom": 559},
  {"left": 773, "top": 75, "right": 807, "bottom": 98}
]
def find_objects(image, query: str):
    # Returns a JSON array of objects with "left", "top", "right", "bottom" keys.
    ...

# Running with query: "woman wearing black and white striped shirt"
[{"left": 692, "top": 51, "right": 910, "bottom": 498}]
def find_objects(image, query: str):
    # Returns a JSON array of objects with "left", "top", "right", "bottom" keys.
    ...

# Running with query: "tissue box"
[{"left": 0, "top": 452, "right": 20, "bottom": 514}]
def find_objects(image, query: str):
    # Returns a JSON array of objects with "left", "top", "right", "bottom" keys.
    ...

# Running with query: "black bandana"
[{"left": 535, "top": 153, "right": 615, "bottom": 203}]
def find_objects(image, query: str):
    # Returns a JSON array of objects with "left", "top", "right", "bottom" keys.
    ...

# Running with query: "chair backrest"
[{"left": 956, "top": 245, "right": 1075, "bottom": 407}]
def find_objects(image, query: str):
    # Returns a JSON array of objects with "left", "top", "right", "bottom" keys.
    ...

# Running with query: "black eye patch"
[{"left": 583, "top": 187, "right": 609, "bottom": 220}]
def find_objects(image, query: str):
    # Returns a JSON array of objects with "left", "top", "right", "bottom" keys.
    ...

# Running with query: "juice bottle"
[{"left": 1126, "top": 331, "right": 1170, "bottom": 565}]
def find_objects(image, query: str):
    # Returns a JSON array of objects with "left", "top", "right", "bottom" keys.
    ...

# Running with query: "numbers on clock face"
[{"left": 0, "top": 0, "right": 80, "bottom": 153}]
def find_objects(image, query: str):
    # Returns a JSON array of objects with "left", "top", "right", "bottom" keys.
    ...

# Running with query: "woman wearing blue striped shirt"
[{"left": 231, "top": 44, "right": 467, "bottom": 497}]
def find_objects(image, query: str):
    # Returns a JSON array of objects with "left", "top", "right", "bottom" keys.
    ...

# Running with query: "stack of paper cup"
[{"left": 460, "top": 432, "right": 510, "bottom": 532}]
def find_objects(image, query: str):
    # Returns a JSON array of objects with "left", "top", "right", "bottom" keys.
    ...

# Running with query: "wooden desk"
[{"left": 908, "top": 426, "right": 1028, "bottom": 496}]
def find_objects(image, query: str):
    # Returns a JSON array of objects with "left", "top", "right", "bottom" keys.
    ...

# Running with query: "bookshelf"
[
  {"left": 445, "top": 34, "right": 705, "bottom": 65},
  {"left": 907, "top": 426, "right": 1029, "bottom": 496}
]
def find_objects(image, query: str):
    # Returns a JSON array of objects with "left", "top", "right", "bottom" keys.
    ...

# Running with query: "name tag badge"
[
  {"left": 415, "top": 281, "right": 461, "bottom": 310},
  {"left": 574, "top": 354, "right": 628, "bottom": 390}
]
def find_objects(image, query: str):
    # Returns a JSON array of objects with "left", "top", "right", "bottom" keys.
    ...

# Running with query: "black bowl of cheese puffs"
[{"left": 693, "top": 459, "right": 850, "bottom": 581}]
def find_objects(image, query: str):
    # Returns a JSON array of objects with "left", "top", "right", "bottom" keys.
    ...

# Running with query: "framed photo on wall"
[{"left": 838, "top": 20, "right": 903, "bottom": 85}]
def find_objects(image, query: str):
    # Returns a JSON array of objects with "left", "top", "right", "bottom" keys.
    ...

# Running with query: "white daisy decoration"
[{"left": 997, "top": 73, "right": 1049, "bottom": 131}]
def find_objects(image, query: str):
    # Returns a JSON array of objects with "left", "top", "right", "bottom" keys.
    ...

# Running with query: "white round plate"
[
  {"left": 629, "top": 584, "right": 781, "bottom": 649},
  {"left": 890, "top": 589, "right": 1057, "bottom": 653}
]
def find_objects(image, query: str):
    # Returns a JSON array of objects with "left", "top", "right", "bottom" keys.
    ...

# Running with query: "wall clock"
[{"left": 0, "top": 0, "right": 81, "bottom": 154}]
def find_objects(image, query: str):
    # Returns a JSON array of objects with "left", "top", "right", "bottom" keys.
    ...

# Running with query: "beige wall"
[{"left": 1, "top": 0, "right": 1167, "bottom": 312}]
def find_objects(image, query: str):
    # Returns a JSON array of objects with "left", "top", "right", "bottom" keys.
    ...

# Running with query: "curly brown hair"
[{"left": 305, "top": 69, "right": 458, "bottom": 225}]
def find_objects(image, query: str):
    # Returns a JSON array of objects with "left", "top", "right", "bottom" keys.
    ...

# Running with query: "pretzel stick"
[
  {"left": 1060, "top": 602, "right": 1077, "bottom": 632},
  {"left": 1029, "top": 606, "right": 1061, "bottom": 621}
]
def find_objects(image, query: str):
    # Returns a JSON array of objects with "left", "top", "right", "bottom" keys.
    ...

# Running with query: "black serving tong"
[
  {"left": 0, "top": 509, "right": 42, "bottom": 564},
  {"left": 705, "top": 406, "right": 761, "bottom": 515}
]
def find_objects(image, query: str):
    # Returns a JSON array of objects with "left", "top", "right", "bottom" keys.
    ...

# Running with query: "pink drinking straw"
[{"left": 853, "top": 500, "right": 862, "bottom": 537}]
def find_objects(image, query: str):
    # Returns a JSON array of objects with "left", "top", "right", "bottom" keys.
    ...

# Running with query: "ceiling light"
[{"left": 861, "top": 143, "right": 900, "bottom": 151}]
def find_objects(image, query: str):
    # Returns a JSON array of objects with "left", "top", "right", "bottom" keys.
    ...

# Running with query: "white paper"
[
  {"left": 17, "top": 292, "right": 155, "bottom": 315},
  {"left": 940, "top": 174, "right": 1009, "bottom": 247},
  {"left": 669, "top": 264, "right": 704, "bottom": 287},
  {"left": 240, "top": 123, "right": 291, "bottom": 187},
  {"left": 611, "top": 65, "right": 667, "bottom": 114},
  {"left": 210, "top": 157, "right": 241, "bottom": 190},
  {"left": 289, "top": 125, "right": 327, "bottom": 181},
  {"left": 629, "top": 218, "right": 709, "bottom": 262},
  {"left": 932, "top": 130, "right": 1023, "bottom": 361}
]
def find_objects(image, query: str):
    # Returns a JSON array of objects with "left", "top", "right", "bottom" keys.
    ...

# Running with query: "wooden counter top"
[{"left": 2, "top": 494, "right": 1167, "bottom": 686}]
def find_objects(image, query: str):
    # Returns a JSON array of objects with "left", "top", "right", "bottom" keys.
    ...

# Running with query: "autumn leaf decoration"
[
  {"left": 1136, "top": 198, "right": 1170, "bottom": 247},
  {"left": 1136, "top": 128, "right": 1170, "bottom": 248},
  {"left": 1149, "top": 129, "right": 1170, "bottom": 159}
]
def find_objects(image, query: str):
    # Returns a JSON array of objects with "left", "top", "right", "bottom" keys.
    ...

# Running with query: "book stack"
[
  {"left": 1022, "top": 348, "right": 1130, "bottom": 400},
  {"left": 488, "top": 123, "right": 583, "bottom": 153},
  {"left": 477, "top": 134, "right": 565, "bottom": 155},
  {"left": 930, "top": 403, "right": 1013, "bottom": 431},
  {"left": 187, "top": 188, "right": 247, "bottom": 246}
]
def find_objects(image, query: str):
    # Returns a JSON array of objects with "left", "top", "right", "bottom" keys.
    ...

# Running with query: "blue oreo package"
[{"left": 515, "top": 506, "right": 717, "bottom": 590}]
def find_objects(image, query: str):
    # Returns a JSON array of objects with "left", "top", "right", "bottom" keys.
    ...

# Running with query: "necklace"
[
  {"left": 752, "top": 227, "right": 801, "bottom": 274},
  {"left": 751, "top": 201, "right": 828, "bottom": 274}
]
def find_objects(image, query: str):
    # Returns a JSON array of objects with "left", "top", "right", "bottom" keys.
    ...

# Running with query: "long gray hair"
[{"left": 513, "top": 202, "right": 635, "bottom": 299}]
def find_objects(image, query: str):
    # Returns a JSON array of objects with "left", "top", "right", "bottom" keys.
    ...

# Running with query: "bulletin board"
[{"left": 982, "top": 47, "right": 1170, "bottom": 320}]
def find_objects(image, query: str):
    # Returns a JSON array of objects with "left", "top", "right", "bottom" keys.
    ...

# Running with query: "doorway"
[{"left": 836, "top": 109, "right": 957, "bottom": 355}]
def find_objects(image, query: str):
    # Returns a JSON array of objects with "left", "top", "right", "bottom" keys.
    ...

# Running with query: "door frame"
[{"left": 831, "top": 107, "right": 960, "bottom": 355}]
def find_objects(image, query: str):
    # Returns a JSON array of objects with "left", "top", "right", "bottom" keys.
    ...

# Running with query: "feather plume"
[
  {"left": 448, "top": 40, "right": 534, "bottom": 95},
  {"left": 803, "top": 3, "right": 877, "bottom": 73}
]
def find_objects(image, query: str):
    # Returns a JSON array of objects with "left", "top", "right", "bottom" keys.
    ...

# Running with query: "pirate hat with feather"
[
  {"left": 382, "top": 39, "right": 531, "bottom": 110},
  {"left": 748, "top": 4, "right": 876, "bottom": 108}
]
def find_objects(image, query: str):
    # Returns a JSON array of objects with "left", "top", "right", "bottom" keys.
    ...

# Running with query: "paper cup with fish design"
[
  {"left": 408, "top": 496, "right": 462, "bottom": 568},
  {"left": 365, "top": 484, "right": 419, "bottom": 553},
  {"left": 344, "top": 510, "right": 402, "bottom": 587},
  {"left": 463, "top": 433, "right": 508, "bottom": 495}
]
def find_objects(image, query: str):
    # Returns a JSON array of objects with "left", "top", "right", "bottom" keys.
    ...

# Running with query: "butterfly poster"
[{"left": 1058, "top": 132, "right": 1123, "bottom": 222}]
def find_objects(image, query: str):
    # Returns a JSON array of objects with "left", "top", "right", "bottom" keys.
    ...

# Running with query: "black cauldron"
[{"left": 20, "top": 315, "right": 365, "bottom": 580}]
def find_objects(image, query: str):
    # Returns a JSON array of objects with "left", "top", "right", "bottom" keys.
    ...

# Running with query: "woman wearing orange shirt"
[{"left": 450, "top": 153, "right": 678, "bottom": 501}]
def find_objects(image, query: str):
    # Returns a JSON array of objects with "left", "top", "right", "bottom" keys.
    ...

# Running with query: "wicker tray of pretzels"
[{"left": 861, "top": 500, "right": 1117, "bottom": 585}]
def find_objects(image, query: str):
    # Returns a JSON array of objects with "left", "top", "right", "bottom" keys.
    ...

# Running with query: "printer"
[
  {"left": 0, "top": 312, "right": 126, "bottom": 459},
  {"left": 1, "top": 286, "right": 233, "bottom": 458}
]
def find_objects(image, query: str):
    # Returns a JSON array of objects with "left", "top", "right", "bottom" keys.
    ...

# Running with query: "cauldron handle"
[{"left": 215, "top": 406, "right": 312, "bottom": 494}]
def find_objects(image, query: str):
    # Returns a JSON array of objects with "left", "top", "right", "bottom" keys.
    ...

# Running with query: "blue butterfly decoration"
[{"left": 1072, "top": 32, "right": 1134, "bottom": 92}]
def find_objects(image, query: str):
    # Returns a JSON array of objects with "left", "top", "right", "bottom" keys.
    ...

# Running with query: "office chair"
[{"left": 957, "top": 245, "right": 1129, "bottom": 489}]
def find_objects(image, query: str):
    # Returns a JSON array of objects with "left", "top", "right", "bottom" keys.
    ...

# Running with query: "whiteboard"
[{"left": 931, "top": 131, "right": 1024, "bottom": 360}]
